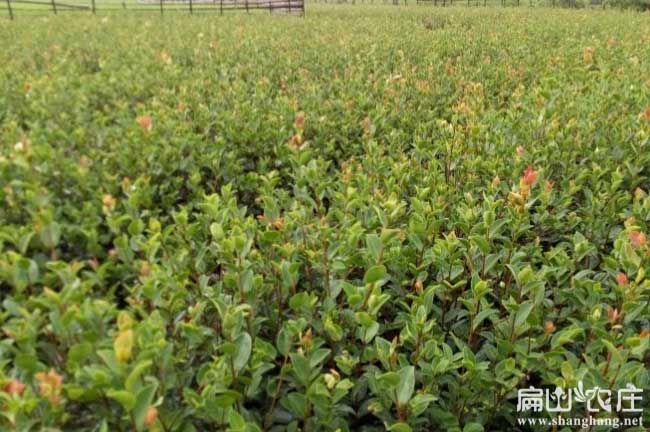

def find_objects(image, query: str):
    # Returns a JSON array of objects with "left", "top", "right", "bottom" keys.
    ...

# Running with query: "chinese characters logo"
[{"left": 517, "top": 382, "right": 643, "bottom": 414}]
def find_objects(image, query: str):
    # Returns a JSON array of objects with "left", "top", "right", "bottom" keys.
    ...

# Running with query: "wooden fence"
[{"left": 2, "top": 0, "right": 304, "bottom": 19}]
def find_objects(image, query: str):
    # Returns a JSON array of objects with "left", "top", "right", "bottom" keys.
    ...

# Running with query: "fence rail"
[
  {"left": 3, "top": 0, "right": 304, "bottom": 18},
  {"left": 1, "top": 0, "right": 609, "bottom": 20}
]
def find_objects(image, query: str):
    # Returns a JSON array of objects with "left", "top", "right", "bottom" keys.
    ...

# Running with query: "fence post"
[
  {"left": 91, "top": 0, "right": 95, "bottom": 13},
  {"left": 51, "top": 0, "right": 57, "bottom": 14},
  {"left": 6, "top": 0, "right": 13, "bottom": 19},
  {"left": 189, "top": 0, "right": 193, "bottom": 13},
  {"left": 219, "top": 0, "right": 223, "bottom": 14},
  {"left": 245, "top": 0, "right": 249, "bottom": 12},
  {"left": 159, "top": 0, "right": 163, "bottom": 14}
]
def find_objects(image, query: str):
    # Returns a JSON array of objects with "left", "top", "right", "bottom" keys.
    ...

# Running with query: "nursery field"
[{"left": 2, "top": 6, "right": 650, "bottom": 431}]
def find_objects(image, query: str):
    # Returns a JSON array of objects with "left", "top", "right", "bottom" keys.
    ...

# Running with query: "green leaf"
[
  {"left": 215, "top": 390, "right": 242, "bottom": 408},
  {"left": 289, "top": 292, "right": 313, "bottom": 312},
  {"left": 355, "top": 311, "right": 374, "bottom": 327},
  {"left": 409, "top": 393, "right": 437, "bottom": 416},
  {"left": 107, "top": 389, "right": 136, "bottom": 411},
  {"left": 290, "top": 352, "right": 311, "bottom": 387},
  {"left": 228, "top": 411, "right": 246, "bottom": 431},
  {"left": 364, "top": 265, "right": 386, "bottom": 285},
  {"left": 471, "top": 279, "right": 489, "bottom": 299},
  {"left": 472, "top": 308, "right": 498, "bottom": 331},
  {"left": 210, "top": 222, "right": 225, "bottom": 240},
  {"left": 133, "top": 383, "right": 158, "bottom": 431},
  {"left": 551, "top": 326, "right": 584, "bottom": 350},
  {"left": 276, "top": 328, "right": 292, "bottom": 356},
  {"left": 125, "top": 360, "right": 153, "bottom": 392},
  {"left": 397, "top": 366, "right": 415, "bottom": 406},
  {"left": 309, "top": 348, "right": 331, "bottom": 368},
  {"left": 515, "top": 302, "right": 534, "bottom": 328},
  {"left": 622, "top": 242, "right": 641, "bottom": 267},
  {"left": 601, "top": 339, "right": 623, "bottom": 365},
  {"left": 281, "top": 392, "right": 308, "bottom": 418},
  {"left": 40, "top": 222, "right": 61, "bottom": 249},
  {"left": 12, "top": 256, "right": 39, "bottom": 291},
  {"left": 388, "top": 423, "right": 412, "bottom": 432},
  {"left": 560, "top": 361, "right": 574, "bottom": 381},
  {"left": 67, "top": 342, "right": 93, "bottom": 369},
  {"left": 379, "top": 371, "right": 400, "bottom": 387},
  {"left": 463, "top": 422, "right": 484, "bottom": 432},
  {"left": 366, "top": 234, "right": 383, "bottom": 263},
  {"left": 233, "top": 333, "right": 252, "bottom": 373}
]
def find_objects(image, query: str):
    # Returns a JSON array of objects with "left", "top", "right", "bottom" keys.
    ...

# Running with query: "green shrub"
[
  {"left": 1, "top": 6, "right": 650, "bottom": 431},
  {"left": 606, "top": 0, "right": 650, "bottom": 10}
]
